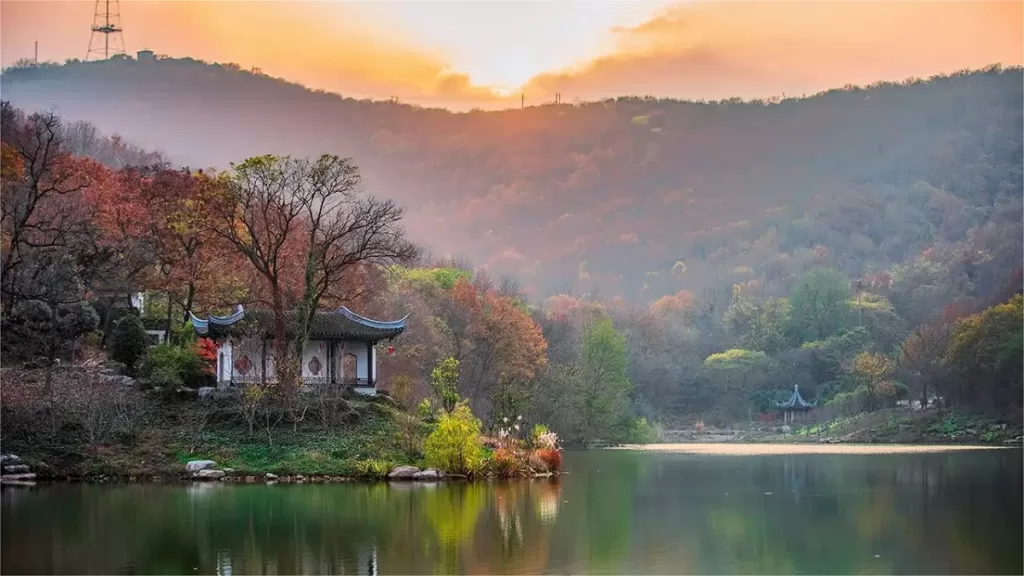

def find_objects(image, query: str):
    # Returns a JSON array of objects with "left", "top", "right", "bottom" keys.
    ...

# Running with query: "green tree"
[
  {"left": 701, "top": 349, "right": 771, "bottom": 416},
  {"left": 789, "top": 268, "right": 852, "bottom": 342},
  {"left": 577, "top": 316, "right": 635, "bottom": 443},
  {"left": 110, "top": 314, "right": 149, "bottom": 375},
  {"left": 431, "top": 356, "right": 461, "bottom": 413},
  {"left": 848, "top": 292, "right": 908, "bottom": 353},
  {"left": 724, "top": 293, "right": 791, "bottom": 354}
]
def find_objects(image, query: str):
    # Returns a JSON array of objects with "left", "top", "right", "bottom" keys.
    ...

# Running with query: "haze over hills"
[{"left": 2, "top": 57, "right": 1021, "bottom": 303}]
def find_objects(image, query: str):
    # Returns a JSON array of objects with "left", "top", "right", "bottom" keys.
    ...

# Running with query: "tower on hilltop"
[{"left": 86, "top": 0, "right": 126, "bottom": 61}]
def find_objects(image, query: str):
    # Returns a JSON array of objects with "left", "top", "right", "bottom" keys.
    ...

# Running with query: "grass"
[
  {"left": 5, "top": 397, "right": 427, "bottom": 479},
  {"left": 175, "top": 402, "right": 424, "bottom": 477},
  {"left": 786, "top": 408, "right": 1022, "bottom": 445}
]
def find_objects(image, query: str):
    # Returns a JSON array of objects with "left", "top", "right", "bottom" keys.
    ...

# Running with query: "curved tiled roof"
[
  {"left": 189, "top": 305, "right": 407, "bottom": 341},
  {"left": 776, "top": 384, "right": 816, "bottom": 410}
]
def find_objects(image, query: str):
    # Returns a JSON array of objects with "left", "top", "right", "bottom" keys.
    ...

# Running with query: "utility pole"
[
  {"left": 521, "top": 93, "right": 524, "bottom": 109},
  {"left": 87, "top": 0, "right": 126, "bottom": 61},
  {"left": 34, "top": 41, "right": 38, "bottom": 64}
]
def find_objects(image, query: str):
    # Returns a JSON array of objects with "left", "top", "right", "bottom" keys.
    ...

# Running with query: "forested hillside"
[
  {"left": 3, "top": 58, "right": 1021, "bottom": 304},
  {"left": 2, "top": 57, "right": 1021, "bottom": 438}
]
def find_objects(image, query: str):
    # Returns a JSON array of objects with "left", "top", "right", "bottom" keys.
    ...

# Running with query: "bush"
[
  {"left": 110, "top": 314, "right": 149, "bottom": 375},
  {"left": 142, "top": 343, "right": 210, "bottom": 388},
  {"left": 416, "top": 398, "right": 436, "bottom": 422},
  {"left": 489, "top": 446, "right": 530, "bottom": 477},
  {"left": 423, "top": 401, "right": 484, "bottom": 475},
  {"left": 530, "top": 423, "right": 550, "bottom": 446},
  {"left": 356, "top": 458, "right": 395, "bottom": 478},
  {"left": 535, "top": 448, "right": 563, "bottom": 472},
  {"left": 624, "top": 417, "right": 662, "bottom": 444},
  {"left": 829, "top": 386, "right": 872, "bottom": 416},
  {"left": 148, "top": 366, "right": 184, "bottom": 389}
]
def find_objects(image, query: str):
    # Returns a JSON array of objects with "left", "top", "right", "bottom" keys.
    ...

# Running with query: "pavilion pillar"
[{"left": 365, "top": 341, "right": 374, "bottom": 386}]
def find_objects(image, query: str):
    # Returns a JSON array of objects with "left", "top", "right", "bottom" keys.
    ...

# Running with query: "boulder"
[
  {"left": 193, "top": 469, "right": 226, "bottom": 480},
  {"left": 198, "top": 387, "right": 217, "bottom": 398},
  {"left": 185, "top": 460, "right": 218, "bottom": 473},
  {"left": 413, "top": 469, "right": 443, "bottom": 481},
  {"left": 1, "top": 473, "right": 37, "bottom": 482},
  {"left": 265, "top": 473, "right": 278, "bottom": 480},
  {"left": 388, "top": 465, "right": 421, "bottom": 479},
  {"left": 0, "top": 454, "right": 21, "bottom": 465},
  {"left": 3, "top": 464, "right": 30, "bottom": 474}
]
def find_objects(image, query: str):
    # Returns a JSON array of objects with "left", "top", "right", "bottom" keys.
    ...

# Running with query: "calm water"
[{"left": 2, "top": 448, "right": 1021, "bottom": 575}]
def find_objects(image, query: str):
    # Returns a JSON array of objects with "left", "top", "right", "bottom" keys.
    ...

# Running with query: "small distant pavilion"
[{"left": 776, "top": 384, "right": 816, "bottom": 424}]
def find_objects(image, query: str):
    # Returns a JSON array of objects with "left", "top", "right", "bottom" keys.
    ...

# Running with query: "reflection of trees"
[{"left": 0, "top": 451, "right": 1020, "bottom": 574}]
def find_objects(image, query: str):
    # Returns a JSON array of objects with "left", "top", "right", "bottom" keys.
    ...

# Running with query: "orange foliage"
[
  {"left": 649, "top": 290, "right": 696, "bottom": 317},
  {"left": 535, "top": 448, "right": 562, "bottom": 472}
]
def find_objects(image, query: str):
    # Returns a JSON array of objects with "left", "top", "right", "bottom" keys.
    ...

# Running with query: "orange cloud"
[
  {"left": 524, "top": 0, "right": 1023, "bottom": 101},
  {"left": 0, "top": 0, "right": 505, "bottom": 107}
]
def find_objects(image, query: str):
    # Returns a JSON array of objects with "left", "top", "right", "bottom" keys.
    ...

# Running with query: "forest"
[
  {"left": 0, "top": 59, "right": 1021, "bottom": 458},
  {"left": 2, "top": 58, "right": 1021, "bottom": 302}
]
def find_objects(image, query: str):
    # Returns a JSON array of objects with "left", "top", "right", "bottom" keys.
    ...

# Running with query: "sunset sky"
[{"left": 1, "top": 0, "right": 1021, "bottom": 109}]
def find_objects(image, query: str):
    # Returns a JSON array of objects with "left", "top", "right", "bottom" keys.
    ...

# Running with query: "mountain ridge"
[{"left": 3, "top": 57, "right": 1021, "bottom": 303}]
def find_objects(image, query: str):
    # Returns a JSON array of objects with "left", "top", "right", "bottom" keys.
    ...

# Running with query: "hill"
[{"left": 2, "top": 57, "right": 1021, "bottom": 302}]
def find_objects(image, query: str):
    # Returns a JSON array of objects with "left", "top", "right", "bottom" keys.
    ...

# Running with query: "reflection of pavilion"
[{"left": 776, "top": 384, "right": 817, "bottom": 424}]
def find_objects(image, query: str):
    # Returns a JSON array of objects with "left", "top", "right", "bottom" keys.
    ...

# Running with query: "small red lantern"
[{"left": 387, "top": 343, "right": 395, "bottom": 356}]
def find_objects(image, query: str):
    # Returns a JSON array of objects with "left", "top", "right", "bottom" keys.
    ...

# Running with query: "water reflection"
[{"left": 1, "top": 450, "right": 1020, "bottom": 575}]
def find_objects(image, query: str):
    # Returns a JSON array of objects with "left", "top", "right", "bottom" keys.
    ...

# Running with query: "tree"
[
  {"left": 110, "top": 314, "right": 149, "bottom": 375},
  {"left": 944, "top": 294, "right": 1023, "bottom": 409},
  {"left": 701, "top": 348, "right": 771, "bottom": 417},
  {"left": 788, "top": 268, "right": 852, "bottom": 342},
  {"left": 115, "top": 167, "right": 237, "bottom": 322},
  {"left": 576, "top": 316, "right": 634, "bottom": 443},
  {"left": 846, "top": 351, "right": 898, "bottom": 411},
  {"left": 210, "top": 154, "right": 417, "bottom": 393},
  {"left": 431, "top": 357, "right": 461, "bottom": 413},
  {"left": 724, "top": 291, "right": 791, "bottom": 354},
  {"left": 0, "top": 106, "right": 101, "bottom": 311}
]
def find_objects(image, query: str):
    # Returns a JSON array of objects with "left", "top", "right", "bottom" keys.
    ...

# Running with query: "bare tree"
[
  {"left": 1, "top": 105, "right": 95, "bottom": 310},
  {"left": 211, "top": 154, "right": 418, "bottom": 397}
]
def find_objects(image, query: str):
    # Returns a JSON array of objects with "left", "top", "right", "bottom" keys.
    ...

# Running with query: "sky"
[{"left": 1, "top": 0, "right": 1021, "bottom": 109}]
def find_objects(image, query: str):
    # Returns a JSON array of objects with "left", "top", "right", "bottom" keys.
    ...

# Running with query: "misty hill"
[{"left": 2, "top": 57, "right": 1021, "bottom": 302}]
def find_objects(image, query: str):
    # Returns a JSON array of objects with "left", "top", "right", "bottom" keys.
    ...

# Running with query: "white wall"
[
  {"left": 302, "top": 340, "right": 329, "bottom": 378},
  {"left": 332, "top": 340, "right": 371, "bottom": 381},
  {"left": 217, "top": 337, "right": 376, "bottom": 387},
  {"left": 216, "top": 340, "right": 233, "bottom": 387}
]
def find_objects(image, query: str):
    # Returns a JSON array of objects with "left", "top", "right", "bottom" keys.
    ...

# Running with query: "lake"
[{"left": 2, "top": 446, "right": 1021, "bottom": 574}]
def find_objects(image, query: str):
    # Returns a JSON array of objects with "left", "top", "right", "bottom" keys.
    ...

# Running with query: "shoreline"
[
  {"left": 609, "top": 442, "right": 1016, "bottom": 455},
  {"left": 0, "top": 469, "right": 562, "bottom": 488}
]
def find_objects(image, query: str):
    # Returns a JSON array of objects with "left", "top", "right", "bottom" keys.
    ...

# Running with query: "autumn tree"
[
  {"left": 845, "top": 351, "right": 901, "bottom": 411},
  {"left": 0, "top": 104, "right": 100, "bottom": 311},
  {"left": 114, "top": 167, "right": 240, "bottom": 323},
  {"left": 211, "top": 154, "right": 417, "bottom": 393},
  {"left": 944, "top": 294, "right": 1023, "bottom": 409}
]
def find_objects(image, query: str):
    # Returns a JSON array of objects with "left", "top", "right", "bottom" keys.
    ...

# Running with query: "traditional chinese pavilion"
[
  {"left": 776, "top": 384, "right": 816, "bottom": 424},
  {"left": 188, "top": 305, "right": 407, "bottom": 395}
]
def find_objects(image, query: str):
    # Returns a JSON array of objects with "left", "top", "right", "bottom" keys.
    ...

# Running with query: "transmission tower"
[{"left": 86, "top": 0, "right": 126, "bottom": 61}]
